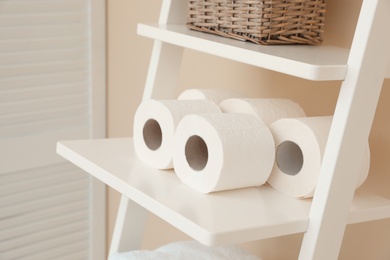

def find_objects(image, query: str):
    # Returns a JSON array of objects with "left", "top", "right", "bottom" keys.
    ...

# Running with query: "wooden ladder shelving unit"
[{"left": 57, "top": 0, "right": 390, "bottom": 259}]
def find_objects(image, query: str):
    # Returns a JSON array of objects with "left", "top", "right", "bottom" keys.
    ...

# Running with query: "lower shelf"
[{"left": 57, "top": 138, "right": 390, "bottom": 246}]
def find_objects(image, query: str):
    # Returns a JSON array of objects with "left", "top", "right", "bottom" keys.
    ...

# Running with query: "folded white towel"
[{"left": 109, "top": 240, "right": 261, "bottom": 260}]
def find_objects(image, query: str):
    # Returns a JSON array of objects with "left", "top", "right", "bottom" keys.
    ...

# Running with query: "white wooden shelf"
[
  {"left": 56, "top": 138, "right": 390, "bottom": 246},
  {"left": 137, "top": 24, "right": 390, "bottom": 81},
  {"left": 137, "top": 24, "right": 348, "bottom": 81}
]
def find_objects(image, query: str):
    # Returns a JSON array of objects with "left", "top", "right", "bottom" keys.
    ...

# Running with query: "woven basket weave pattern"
[{"left": 187, "top": 0, "right": 326, "bottom": 45}]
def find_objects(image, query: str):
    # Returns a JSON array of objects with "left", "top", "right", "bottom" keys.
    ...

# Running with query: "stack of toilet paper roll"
[{"left": 133, "top": 88, "right": 370, "bottom": 198}]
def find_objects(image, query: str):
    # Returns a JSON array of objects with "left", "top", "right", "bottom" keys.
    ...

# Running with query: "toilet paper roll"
[
  {"left": 173, "top": 113, "right": 275, "bottom": 193},
  {"left": 219, "top": 98, "right": 306, "bottom": 126},
  {"left": 178, "top": 88, "right": 244, "bottom": 105},
  {"left": 133, "top": 99, "right": 221, "bottom": 169},
  {"left": 267, "top": 116, "right": 370, "bottom": 198}
]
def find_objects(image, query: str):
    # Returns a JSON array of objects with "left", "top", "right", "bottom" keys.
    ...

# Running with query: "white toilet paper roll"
[
  {"left": 178, "top": 88, "right": 244, "bottom": 105},
  {"left": 268, "top": 116, "right": 370, "bottom": 198},
  {"left": 173, "top": 113, "right": 275, "bottom": 193},
  {"left": 219, "top": 98, "right": 306, "bottom": 126},
  {"left": 133, "top": 99, "right": 221, "bottom": 169}
]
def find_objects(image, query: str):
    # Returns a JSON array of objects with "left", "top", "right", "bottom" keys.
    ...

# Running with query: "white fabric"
[{"left": 109, "top": 240, "right": 261, "bottom": 260}]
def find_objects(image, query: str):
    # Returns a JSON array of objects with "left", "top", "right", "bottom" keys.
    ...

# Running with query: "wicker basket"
[{"left": 187, "top": 0, "right": 326, "bottom": 45}]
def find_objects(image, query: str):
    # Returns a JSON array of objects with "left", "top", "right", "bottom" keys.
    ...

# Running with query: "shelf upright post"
[
  {"left": 299, "top": 0, "right": 390, "bottom": 259},
  {"left": 109, "top": 0, "right": 187, "bottom": 256},
  {"left": 142, "top": 0, "right": 187, "bottom": 99},
  {"left": 108, "top": 194, "right": 148, "bottom": 255}
]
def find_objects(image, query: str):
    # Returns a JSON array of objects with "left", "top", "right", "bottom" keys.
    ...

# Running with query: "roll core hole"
[
  {"left": 185, "top": 135, "right": 208, "bottom": 171},
  {"left": 276, "top": 141, "right": 303, "bottom": 176},
  {"left": 143, "top": 119, "right": 162, "bottom": 151}
]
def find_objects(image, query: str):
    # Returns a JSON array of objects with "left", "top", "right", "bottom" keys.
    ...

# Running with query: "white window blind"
[{"left": 0, "top": 0, "right": 105, "bottom": 259}]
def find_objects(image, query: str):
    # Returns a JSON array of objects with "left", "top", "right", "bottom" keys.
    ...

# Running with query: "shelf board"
[
  {"left": 137, "top": 23, "right": 351, "bottom": 81},
  {"left": 57, "top": 138, "right": 390, "bottom": 246}
]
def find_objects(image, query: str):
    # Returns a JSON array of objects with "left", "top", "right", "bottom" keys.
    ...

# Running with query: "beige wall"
[{"left": 107, "top": 0, "right": 390, "bottom": 259}]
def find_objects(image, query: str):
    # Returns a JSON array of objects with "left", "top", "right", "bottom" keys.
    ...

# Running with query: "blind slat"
[
  {"left": 0, "top": 179, "right": 88, "bottom": 208},
  {"left": 1, "top": 212, "right": 88, "bottom": 242},
  {"left": 0, "top": 82, "right": 87, "bottom": 102},
  {"left": 0, "top": 117, "right": 90, "bottom": 138},
  {"left": 0, "top": 93, "right": 89, "bottom": 115},
  {"left": 0, "top": 162, "right": 76, "bottom": 183},
  {"left": 0, "top": 230, "right": 88, "bottom": 260},
  {"left": 0, "top": 48, "right": 88, "bottom": 65},
  {"left": 0, "top": 106, "right": 89, "bottom": 127},
  {"left": 0, "top": 188, "right": 88, "bottom": 219},
  {"left": 0, "top": 169, "right": 85, "bottom": 196},
  {"left": 0, "top": 36, "right": 88, "bottom": 53},
  {"left": 0, "top": 25, "right": 88, "bottom": 40},
  {"left": 0, "top": 71, "right": 88, "bottom": 90},
  {"left": 19, "top": 241, "right": 88, "bottom": 260},
  {"left": 0, "top": 198, "right": 87, "bottom": 230},
  {"left": 0, "top": 60, "right": 88, "bottom": 78},
  {"left": 0, "top": 1, "right": 87, "bottom": 14},
  {"left": 0, "top": 13, "right": 87, "bottom": 26},
  {"left": 0, "top": 126, "right": 90, "bottom": 173}
]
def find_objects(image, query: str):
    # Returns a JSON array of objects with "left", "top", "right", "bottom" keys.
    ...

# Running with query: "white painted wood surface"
[
  {"left": 57, "top": 138, "right": 390, "bottom": 246},
  {"left": 109, "top": 195, "right": 148, "bottom": 255},
  {"left": 137, "top": 24, "right": 350, "bottom": 81}
]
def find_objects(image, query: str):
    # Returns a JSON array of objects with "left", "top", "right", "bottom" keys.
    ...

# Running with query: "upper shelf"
[
  {"left": 138, "top": 24, "right": 390, "bottom": 81},
  {"left": 57, "top": 138, "right": 390, "bottom": 246},
  {"left": 138, "top": 23, "right": 350, "bottom": 81}
]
